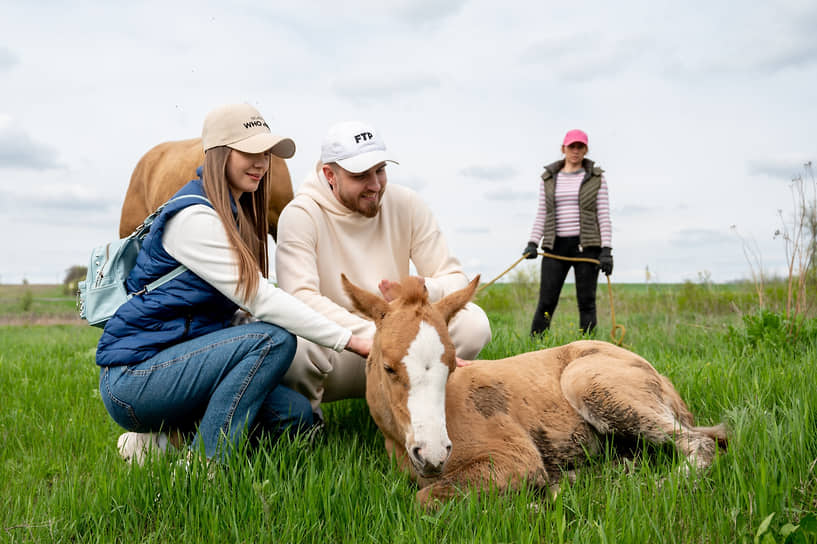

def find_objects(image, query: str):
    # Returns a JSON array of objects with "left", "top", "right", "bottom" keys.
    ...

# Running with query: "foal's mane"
[{"left": 397, "top": 277, "right": 429, "bottom": 307}]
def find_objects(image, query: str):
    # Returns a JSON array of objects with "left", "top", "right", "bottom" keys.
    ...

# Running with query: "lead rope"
[{"left": 475, "top": 251, "right": 626, "bottom": 346}]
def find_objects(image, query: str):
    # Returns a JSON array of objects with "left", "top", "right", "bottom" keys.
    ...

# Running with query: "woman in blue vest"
[
  {"left": 97, "top": 103, "right": 370, "bottom": 464},
  {"left": 522, "top": 129, "right": 614, "bottom": 335}
]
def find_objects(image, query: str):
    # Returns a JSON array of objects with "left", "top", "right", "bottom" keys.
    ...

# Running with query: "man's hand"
[
  {"left": 378, "top": 279, "right": 401, "bottom": 302},
  {"left": 345, "top": 335, "right": 372, "bottom": 358},
  {"left": 456, "top": 356, "right": 474, "bottom": 367},
  {"left": 599, "top": 247, "right": 613, "bottom": 276},
  {"left": 523, "top": 241, "right": 539, "bottom": 259},
  {"left": 379, "top": 277, "right": 426, "bottom": 302}
]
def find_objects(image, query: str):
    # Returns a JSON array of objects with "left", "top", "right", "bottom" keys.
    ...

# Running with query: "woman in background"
[{"left": 523, "top": 129, "right": 613, "bottom": 336}]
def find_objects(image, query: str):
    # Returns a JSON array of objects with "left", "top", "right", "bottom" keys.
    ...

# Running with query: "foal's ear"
[
  {"left": 341, "top": 274, "right": 390, "bottom": 322},
  {"left": 433, "top": 275, "right": 479, "bottom": 324}
]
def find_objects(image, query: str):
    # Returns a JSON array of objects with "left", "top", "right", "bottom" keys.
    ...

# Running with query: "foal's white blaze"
[{"left": 403, "top": 321, "right": 452, "bottom": 469}]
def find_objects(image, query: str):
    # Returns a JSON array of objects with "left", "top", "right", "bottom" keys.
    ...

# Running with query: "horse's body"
[
  {"left": 342, "top": 275, "right": 727, "bottom": 507},
  {"left": 118, "top": 138, "right": 293, "bottom": 239}
]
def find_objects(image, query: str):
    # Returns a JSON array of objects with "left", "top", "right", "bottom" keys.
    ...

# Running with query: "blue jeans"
[{"left": 99, "top": 321, "right": 313, "bottom": 461}]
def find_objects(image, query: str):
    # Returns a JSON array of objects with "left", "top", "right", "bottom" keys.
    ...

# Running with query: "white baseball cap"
[
  {"left": 319, "top": 120, "right": 398, "bottom": 173},
  {"left": 201, "top": 103, "right": 296, "bottom": 158}
]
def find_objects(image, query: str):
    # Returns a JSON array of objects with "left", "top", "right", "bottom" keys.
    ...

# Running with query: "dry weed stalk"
[
  {"left": 731, "top": 225, "right": 765, "bottom": 309},
  {"left": 775, "top": 161, "right": 816, "bottom": 324}
]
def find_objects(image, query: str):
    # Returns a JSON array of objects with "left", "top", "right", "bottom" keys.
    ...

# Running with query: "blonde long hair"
[{"left": 201, "top": 146, "right": 269, "bottom": 303}]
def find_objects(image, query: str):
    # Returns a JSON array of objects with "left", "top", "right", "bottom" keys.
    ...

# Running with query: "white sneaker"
[{"left": 117, "top": 432, "right": 170, "bottom": 465}]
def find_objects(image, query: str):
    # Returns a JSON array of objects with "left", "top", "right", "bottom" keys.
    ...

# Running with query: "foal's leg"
[
  {"left": 560, "top": 356, "right": 720, "bottom": 471},
  {"left": 416, "top": 447, "right": 550, "bottom": 509}
]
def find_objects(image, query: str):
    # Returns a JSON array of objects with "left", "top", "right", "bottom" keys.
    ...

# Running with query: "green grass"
[
  {"left": 0, "top": 284, "right": 80, "bottom": 323},
  {"left": 2, "top": 282, "right": 817, "bottom": 543}
]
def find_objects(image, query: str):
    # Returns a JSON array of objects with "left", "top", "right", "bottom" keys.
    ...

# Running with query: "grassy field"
[
  {"left": 0, "top": 284, "right": 82, "bottom": 325},
  {"left": 1, "top": 279, "right": 816, "bottom": 543}
]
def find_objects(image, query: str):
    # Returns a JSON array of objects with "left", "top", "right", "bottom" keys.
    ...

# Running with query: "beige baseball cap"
[{"left": 201, "top": 103, "right": 296, "bottom": 158}]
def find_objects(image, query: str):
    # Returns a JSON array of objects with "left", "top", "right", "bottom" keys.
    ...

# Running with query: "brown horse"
[
  {"left": 341, "top": 274, "right": 728, "bottom": 507},
  {"left": 118, "top": 138, "right": 293, "bottom": 239}
]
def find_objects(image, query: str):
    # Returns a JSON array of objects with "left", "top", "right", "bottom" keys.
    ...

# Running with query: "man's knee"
[
  {"left": 282, "top": 338, "right": 335, "bottom": 411},
  {"left": 449, "top": 303, "right": 492, "bottom": 359},
  {"left": 320, "top": 351, "right": 367, "bottom": 403}
]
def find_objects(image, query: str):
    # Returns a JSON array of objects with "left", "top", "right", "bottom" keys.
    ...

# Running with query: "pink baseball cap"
[{"left": 563, "top": 129, "right": 588, "bottom": 147}]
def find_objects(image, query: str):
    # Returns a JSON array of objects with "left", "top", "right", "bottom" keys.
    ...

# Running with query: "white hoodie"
[{"left": 275, "top": 164, "right": 469, "bottom": 333}]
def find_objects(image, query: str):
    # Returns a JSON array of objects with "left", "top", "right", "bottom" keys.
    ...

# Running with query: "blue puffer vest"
[{"left": 96, "top": 178, "right": 238, "bottom": 366}]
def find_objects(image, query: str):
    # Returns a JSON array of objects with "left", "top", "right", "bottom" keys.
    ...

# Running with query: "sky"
[{"left": 1, "top": 0, "right": 815, "bottom": 285}]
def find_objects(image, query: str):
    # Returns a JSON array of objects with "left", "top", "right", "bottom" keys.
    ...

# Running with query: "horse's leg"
[
  {"left": 560, "top": 356, "right": 720, "bottom": 471},
  {"left": 415, "top": 475, "right": 468, "bottom": 509}
]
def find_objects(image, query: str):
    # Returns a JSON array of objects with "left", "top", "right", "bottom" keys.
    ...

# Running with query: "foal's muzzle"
[{"left": 409, "top": 441, "right": 453, "bottom": 477}]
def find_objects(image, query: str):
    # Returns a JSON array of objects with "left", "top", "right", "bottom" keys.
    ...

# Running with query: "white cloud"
[
  {"left": 2, "top": 184, "right": 116, "bottom": 212},
  {"left": 670, "top": 228, "right": 735, "bottom": 249},
  {"left": 615, "top": 205, "right": 653, "bottom": 217},
  {"left": 483, "top": 188, "right": 536, "bottom": 202},
  {"left": 0, "top": 45, "right": 17, "bottom": 71},
  {"left": 333, "top": 73, "right": 441, "bottom": 105},
  {"left": 521, "top": 34, "right": 646, "bottom": 82},
  {"left": 747, "top": 157, "right": 813, "bottom": 181},
  {"left": 0, "top": 122, "right": 62, "bottom": 170},
  {"left": 391, "top": 0, "right": 469, "bottom": 27},
  {"left": 460, "top": 164, "right": 518, "bottom": 181}
]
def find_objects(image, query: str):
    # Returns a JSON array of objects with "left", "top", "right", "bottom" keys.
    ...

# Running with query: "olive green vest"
[{"left": 540, "top": 158, "right": 604, "bottom": 250}]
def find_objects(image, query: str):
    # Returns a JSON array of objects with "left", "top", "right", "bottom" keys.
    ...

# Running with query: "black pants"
[{"left": 531, "top": 236, "right": 601, "bottom": 335}]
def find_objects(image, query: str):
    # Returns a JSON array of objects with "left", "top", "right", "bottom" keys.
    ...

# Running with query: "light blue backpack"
[{"left": 77, "top": 194, "right": 209, "bottom": 328}]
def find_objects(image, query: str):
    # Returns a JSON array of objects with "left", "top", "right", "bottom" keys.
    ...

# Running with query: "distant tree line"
[{"left": 63, "top": 265, "right": 87, "bottom": 295}]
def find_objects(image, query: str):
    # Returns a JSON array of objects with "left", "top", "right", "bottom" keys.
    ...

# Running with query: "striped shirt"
[{"left": 528, "top": 169, "right": 612, "bottom": 247}]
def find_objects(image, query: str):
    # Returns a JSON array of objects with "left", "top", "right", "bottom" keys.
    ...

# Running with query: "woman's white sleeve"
[{"left": 163, "top": 205, "right": 351, "bottom": 351}]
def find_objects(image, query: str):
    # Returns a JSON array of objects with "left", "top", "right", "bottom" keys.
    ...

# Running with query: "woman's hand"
[{"left": 345, "top": 335, "right": 372, "bottom": 358}]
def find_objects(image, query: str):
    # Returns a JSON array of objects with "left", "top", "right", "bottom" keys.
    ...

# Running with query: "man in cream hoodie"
[{"left": 276, "top": 120, "right": 492, "bottom": 411}]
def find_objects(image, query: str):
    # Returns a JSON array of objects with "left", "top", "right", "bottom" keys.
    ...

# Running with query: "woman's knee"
[
  {"left": 243, "top": 321, "right": 297, "bottom": 360},
  {"left": 99, "top": 367, "right": 143, "bottom": 431},
  {"left": 275, "top": 329, "right": 297, "bottom": 361}
]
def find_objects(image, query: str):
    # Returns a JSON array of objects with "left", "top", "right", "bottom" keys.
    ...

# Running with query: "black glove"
[
  {"left": 599, "top": 247, "right": 613, "bottom": 276},
  {"left": 523, "top": 242, "right": 539, "bottom": 259}
]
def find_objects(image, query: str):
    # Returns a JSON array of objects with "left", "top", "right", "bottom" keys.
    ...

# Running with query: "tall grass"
[{"left": 2, "top": 281, "right": 816, "bottom": 543}]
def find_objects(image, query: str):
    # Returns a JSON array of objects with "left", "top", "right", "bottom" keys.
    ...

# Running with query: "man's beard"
[{"left": 339, "top": 191, "right": 381, "bottom": 218}]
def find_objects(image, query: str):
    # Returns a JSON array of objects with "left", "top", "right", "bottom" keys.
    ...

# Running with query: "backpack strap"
[
  {"left": 132, "top": 194, "right": 211, "bottom": 238},
  {"left": 130, "top": 264, "right": 189, "bottom": 297},
  {"left": 165, "top": 193, "right": 211, "bottom": 209},
  {"left": 129, "top": 194, "right": 211, "bottom": 296}
]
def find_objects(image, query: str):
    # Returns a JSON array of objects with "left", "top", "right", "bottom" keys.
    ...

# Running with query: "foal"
[{"left": 342, "top": 274, "right": 727, "bottom": 506}]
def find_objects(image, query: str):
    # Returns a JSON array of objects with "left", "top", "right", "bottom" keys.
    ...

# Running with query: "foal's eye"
[{"left": 383, "top": 364, "right": 397, "bottom": 375}]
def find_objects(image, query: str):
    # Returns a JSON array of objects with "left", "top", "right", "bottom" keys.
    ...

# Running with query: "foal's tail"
[
  {"left": 659, "top": 374, "right": 730, "bottom": 452},
  {"left": 693, "top": 423, "right": 729, "bottom": 450}
]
